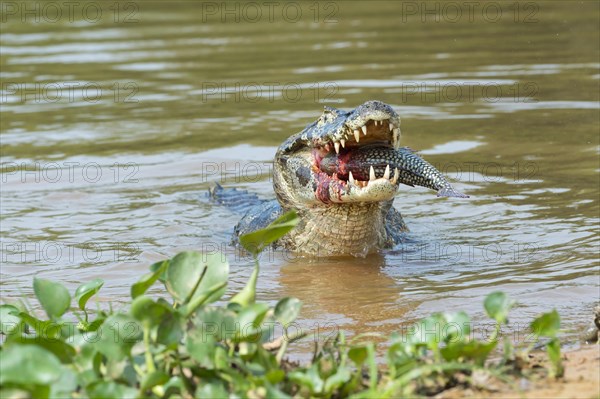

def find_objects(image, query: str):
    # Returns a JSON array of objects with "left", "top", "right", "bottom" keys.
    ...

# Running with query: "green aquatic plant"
[{"left": 0, "top": 211, "right": 565, "bottom": 398}]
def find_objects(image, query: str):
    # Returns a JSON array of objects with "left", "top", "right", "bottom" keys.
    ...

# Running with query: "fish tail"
[{"left": 437, "top": 186, "right": 469, "bottom": 198}]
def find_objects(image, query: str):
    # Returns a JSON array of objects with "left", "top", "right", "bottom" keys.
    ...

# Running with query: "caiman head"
[{"left": 273, "top": 100, "right": 404, "bottom": 256}]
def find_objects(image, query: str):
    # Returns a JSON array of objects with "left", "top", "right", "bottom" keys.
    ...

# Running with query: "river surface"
[{"left": 1, "top": 1, "right": 598, "bottom": 353}]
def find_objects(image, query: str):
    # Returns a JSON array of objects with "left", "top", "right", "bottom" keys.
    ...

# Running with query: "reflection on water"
[{"left": 1, "top": 1, "right": 598, "bottom": 348}]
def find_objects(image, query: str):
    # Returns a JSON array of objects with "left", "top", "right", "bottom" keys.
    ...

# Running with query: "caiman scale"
[{"left": 211, "top": 100, "right": 467, "bottom": 257}]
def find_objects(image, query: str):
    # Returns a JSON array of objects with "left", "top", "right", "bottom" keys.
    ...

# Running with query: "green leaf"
[
  {"left": 484, "top": 292, "right": 515, "bottom": 324},
  {"left": 166, "top": 251, "right": 206, "bottom": 303},
  {"left": 132, "top": 260, "right": 167, "bottom": 299},
  {"left": 274, "top": 297, "right": 302, "bottom": 327},
  {"left": 141, "top": 370, "right": 170, "bottom": 391},
  {"left": 229, "top": 263, "right": 259, "bottom": 306},
  {"left": 166, "top": 251, "right": 229, "bottom": 305},
  {"left": 86, "top": 381, "right": 137, "bottom": 399},
  {"left": 324, "top": 367, "right": 351, "bottom": 394},
  {"left": 0, "top": 304, "right": 22, "bottom": 335},
  {"left": 95, "top": 314, "right": 142, "bottom": 361},
  {"left": 348, "top": 346, "right": 368, "bottom": 367},
  {"left": 531, "top": 309, "right": 560, "bottom": 338},
  {"left": 289, "top": 364, "right": 324, "bottom": 394},
  {"left": 130, "top": 296, "right": 171, "bottom": 327},
  {"left": 16, "top": 312, "right": 60, "bottom": 339},
  {"left": 239, "top": 210, "right": 299, "bottom": 255},
  {"left": 234, "top": 303, "right": 269, "bottom": 342},
  {"left": 49, "top": 367, "right": 78, "bottom": 399},
  {"left": 186, "top": 333, "right": 217, "bottom": 369},
  {"left": 75, "top": 279, "right": 104, "bottom": 311},
  {"left": 33, "top": 278, "right": 71, "bottom": 319},
  {"left": 195, "top": 381, "right": 229, "bottom": 399},
  {"left": 442, "top": 311, "right": 471, "bottom": 343},
  {"left": 156, "top": 312, "right": 184, "bottom": 346},
  {"left": 0, "top": 345, "right": 62, "bottom": 386},
  {"left": 546, "top": 338, "right": 564, "bottom": 378},
  {"left": 9, "top": 336, "right": 76, "bottom": 363},
  {"left": 440, "top": 341, "right": 496, "bottom": 366},
  {"left": 192, "top": 307, "right": 236, "bottom": 341}
]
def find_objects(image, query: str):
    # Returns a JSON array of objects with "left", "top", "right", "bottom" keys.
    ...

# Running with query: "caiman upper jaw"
[{"left": 311, "top": 100, "right": 401, "bottom": 152}]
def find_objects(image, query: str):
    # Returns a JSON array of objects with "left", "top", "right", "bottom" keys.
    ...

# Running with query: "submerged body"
[{"left": 211, "top": 101, "right": 468, "bottom": 256}]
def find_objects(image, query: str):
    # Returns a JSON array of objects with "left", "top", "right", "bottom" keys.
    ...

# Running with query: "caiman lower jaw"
[
  {"left": 311, "top": 118, "right": 401, "bottom": 204},
  {"left": 314, "top": 171, "right": 400, "bottom": 204}
]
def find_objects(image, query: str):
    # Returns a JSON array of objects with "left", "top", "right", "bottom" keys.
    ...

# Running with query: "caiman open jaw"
[{"left": 274, "top": 100, "right": 402, "bottom": 207}]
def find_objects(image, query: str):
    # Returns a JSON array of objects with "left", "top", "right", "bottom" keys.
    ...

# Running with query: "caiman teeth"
[
  {"left": 340, "top": 139, "right": 346, "bottom": 148},
  {"left": 389, "top": 122, "right": 395, "bottom": 131},
  {"left": 349, "top": 171, "right": 355, "bottom": 185},
  {"left": 361, "top": 125, "right": 367, "bottom": 135},
  {"left": 369, "top": 165, "right": 376, "bottom": 181},
  {"left": 383, "top": 164, "right": 390, "bottom": 180},
  {"left": 353, "top": 130, "right": 360, "bottom": 143},
  {"left": 391, "top": 167, "right": 399, "bottom": 184},
  {"left": 393, "top": 128, "right": 399, "bottom": 145},
  {"left": 325, "top": 143, "right": 330, "bottom": 152},
  {"left": 334, "top": 141, "right": 340, "bottom": 154}
]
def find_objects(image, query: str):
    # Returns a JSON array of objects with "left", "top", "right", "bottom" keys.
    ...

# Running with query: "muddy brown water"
[{"left": 1, "top": 2, "right": 598, "bottom": 357}]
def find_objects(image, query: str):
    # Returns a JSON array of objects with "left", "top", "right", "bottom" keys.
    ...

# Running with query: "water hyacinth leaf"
[
  {"left": 239, "top": 210, "right": 299, "bottom": 255},
  {"left": 156, "top": 312, "right": 184, "bottom": 346},
  {"left": 348, "top": 346, "right": 368, "bottom": 366},
  {"left": 17, "top": 312, "right": 59, "bottom": 339},
  {"left": 484, "top": 291, "right": 515, "bottom": 324},
  {"left": 414, "top": 314, "right": 445, "bottom": 347},
  {"left": 132, "top": 260, "right": 167, "bottom": 298},
  {"left": 0, "top": 304, "right": 21, "bottom": 335},
  {"left": 130, "top": 296, "right": 171, "bottom": 327},
  {"left": 166, "top": 251, "right": 207, "bottom": 303},
  {"left": 531, "top": 309, "right": 560, "bottom": 338},
  {"left": 289, "top": 364, "right": 324, "bottom": 394},
  {"left": 192, "top": 307, "right": 236, "bottom": 341},
  {"left": 163, "top": 377, "right": 186, "bottom": 398},
  {"left": 440, "top": 340, "right": 496, "bottom": 366},
  {"left": 195, "top": 381, "right": 229, "bottom": 399},
  {"left": 229, "top": 263, "right": 259, "bottom": 306},
  {"left": 546, "top": 338, "right": 564, "bottom": 377},
  {"left": 442, "top": 311, "right": 471, "bottom": 343},
  {"left": 87, "top": 381, "right": 137, "bottom": 399},
  {"left": 166, "top": 251, "right": 228, "bottom": 306},
  {"left": 189, "top": 252, "right": 229, "bottom": 305},
  {"left": 11, "top": 336, "right": 76, "bottom": 363},
  {"left": 235, "top": 303, "right": 270, "bottom": 342},
  {"left": 274, "top": 297, "right": 302, "bottom": 327},
  {"left": 95, "top": 314, "right": 142, "bottom": 361},
  {"left": 150, "top": 259, "right": 169, "bottom": 282},
  {"left": 266, "top": 369, "right": 286, "bottom": 384},
  {"left": 186, "top": 333, "right": 217, "bottom": 369},
  {"left": 49, "top": 367, "right": 78, "bottom": 399},
  {"left": 33, "top": 278, "right": 71, "bottom": 319},
  {"left": 75, "top": 279, "right": 104, "bottom": 310},
  {"left": 0, "top": 345, "right": 62, "bottom": 386},
  {"left": 141, "top": 371, "right": 170, "bottom": 391},
  {"left": 324, "top": 367, "right": 351, "bottom": 394}
]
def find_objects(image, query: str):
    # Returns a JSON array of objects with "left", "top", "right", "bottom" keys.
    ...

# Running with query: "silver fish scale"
[{"left": 347, "top": 147, "right": 468, "bottom": 198}]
